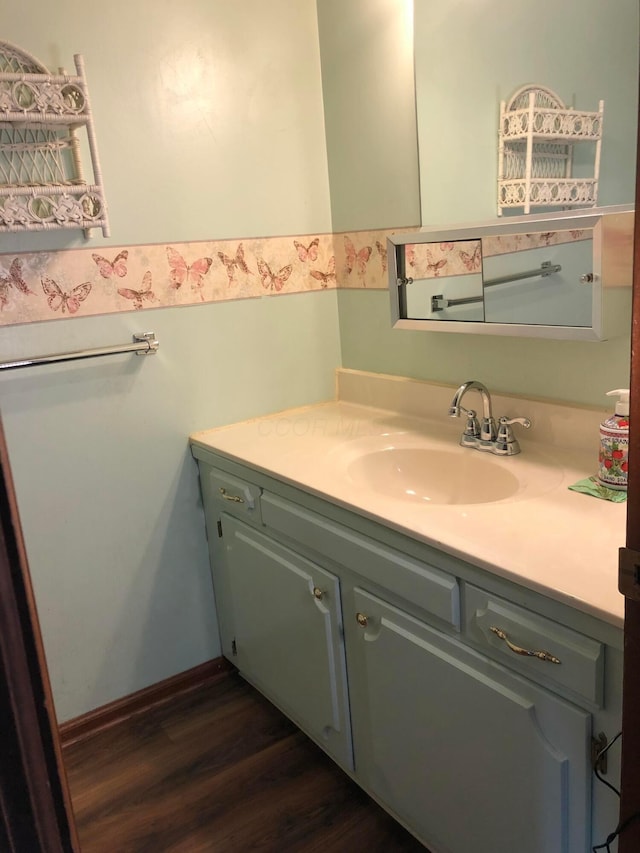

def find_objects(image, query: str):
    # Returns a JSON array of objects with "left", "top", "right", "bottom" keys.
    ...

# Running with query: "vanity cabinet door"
[
  {"left": 348, "top": 587, "right": 591, "bottom": 853},
  {"left": 219, "top": 514, "right": 353, "bottom": 770}
]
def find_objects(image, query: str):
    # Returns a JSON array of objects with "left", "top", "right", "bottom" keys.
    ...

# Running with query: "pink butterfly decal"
[
  {"left": 294, "top": 238, "right": 319, "bottom": 263},
  {"left": 117, "top": 271, "right": 158, "bottom": 310},
  {"left": 167, "top": 247, "right": 213, "bottom": 298},
  {"left": 344, "top": 236, "right": 372, "bottom": 283},
  {"left": 0, "top": 258, "right": 33, "bottom": 309},
  {"left": 440, "top": 242, "right": 455, "bottom": 252},
  {"left": 406, "top": 245, "right": 416, "bottom": 267},
  {"left": 570, "top": 230, "right": 586, "bottom": 240},
  {"left": 539, "top": 232, "right": 555, "bottom": 246},
  {"left": 217, "top": 243, "right": 252, "bottom": 286},
  {"left": 310, "top": 256, "right": 336, "bottom": 289},
  {"left": 92, "top": 250, "right": 129, "bottom": 278},
  {"left": 426, "top": 249, "right": 447, "bottom": 276},
  {"left": 257, "top": 259, "right": 292, "bottom": 292},
  {"left": 41, "top": 278, "right": 92, "bottom": 314},
  {"left": 375, "top": 241, "right": 388, "bottom": 274},
  {"left": 459, "top": 244, "right": 481, "bottom": 272}
]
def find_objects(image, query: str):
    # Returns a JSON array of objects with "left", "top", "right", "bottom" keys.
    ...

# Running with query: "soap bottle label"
[{"left": 598, "top": 420, "right": 629, "bottom": 490}]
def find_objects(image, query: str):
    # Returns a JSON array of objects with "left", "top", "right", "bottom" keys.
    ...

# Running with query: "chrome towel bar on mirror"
[
  {"left": 432, "top": 261, "right": 563, "bottom": 312},
  {"left": 0, "top": 332, "right": 159, "bottom": 371},
  {"left": 483, "top": 260, "right": 562, "bottom": 288}
]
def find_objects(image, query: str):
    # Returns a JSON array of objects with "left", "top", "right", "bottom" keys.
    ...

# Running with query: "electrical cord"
[
  {"left": 593, "top": 811, "right": 640, "bottom": 852},
  {"left": 592, "top": 731, "right": 640, "bottom": 852}
]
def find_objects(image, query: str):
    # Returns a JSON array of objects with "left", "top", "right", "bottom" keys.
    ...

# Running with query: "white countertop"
[{"left": 190, "top": 373, "right": 627, "bottom": 628}]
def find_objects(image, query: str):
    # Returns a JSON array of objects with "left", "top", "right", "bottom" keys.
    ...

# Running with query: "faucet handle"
[
  {"left": 498, "top": 416, "right": 531, "bottom": 431},
  {"left": 495, "top": 416, "right": 531, "bottom": 456},
  {"left": 460, "top": 408, "right": 481, "bottom": 447}
]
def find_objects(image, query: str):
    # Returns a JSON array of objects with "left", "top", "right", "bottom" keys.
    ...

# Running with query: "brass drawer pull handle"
[
  {"left": 312, "top": 587, "right": 324, "bottom": 601},
  {"left": 356, "top": 612, "right": 368, "bottom": 628},
  {"left": 490, "top": 626, "right": 561, "bottom": 665},
  {"left": 219, "top": 487, "right": 244, "bottom": 504}
]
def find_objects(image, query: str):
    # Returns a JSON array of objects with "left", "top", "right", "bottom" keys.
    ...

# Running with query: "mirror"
[
  {"left": 413, "top": 0, "right": 638, "bottom": 224},
  {"left": 395, "top": 0, "right": 638, "bottom": 342},
  {"left": 389, "top": 205, "right": 633, "bottom": 340}
]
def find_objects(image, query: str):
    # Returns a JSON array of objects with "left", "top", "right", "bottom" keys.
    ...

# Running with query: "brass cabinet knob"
[
  {"left": 356, "top": 612, "right": 368, "bottom": 628},
  {"left": 312, "top": 587, "right": 324, "bottom": 600}
]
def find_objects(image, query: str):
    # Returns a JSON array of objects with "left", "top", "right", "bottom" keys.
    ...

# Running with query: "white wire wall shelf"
[
  {"left": 498, "top": 84, "right": 603, "bottom": 216},
  {"left": 0, "top": 40, "right": 109, "bottom": 236}
]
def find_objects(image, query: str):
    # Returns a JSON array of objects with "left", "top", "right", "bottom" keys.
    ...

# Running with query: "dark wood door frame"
[
  {"left": 0, "top": 418, "right": 79, "bottom": 852},
  {"left": 619, "top": 73, "right": 640, "bottom": 850}
]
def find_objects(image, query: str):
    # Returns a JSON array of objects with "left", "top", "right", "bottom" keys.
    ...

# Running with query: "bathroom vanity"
[{"left": 190, "top": 370, "right": 625, "bottom": 853}]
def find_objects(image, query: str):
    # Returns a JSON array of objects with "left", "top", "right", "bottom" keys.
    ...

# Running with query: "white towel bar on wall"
[{"left": 0, "top": 332, "right": 158, "bottom": 371}]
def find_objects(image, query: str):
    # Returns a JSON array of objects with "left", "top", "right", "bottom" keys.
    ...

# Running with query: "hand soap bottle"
[{"left": 597, "top": 389, "right": 630, "bottom": 490}]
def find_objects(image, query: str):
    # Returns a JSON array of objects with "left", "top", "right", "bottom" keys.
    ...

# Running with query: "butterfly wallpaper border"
[{"left": 0, "top": 227, "right": 412, "bottom": 327}]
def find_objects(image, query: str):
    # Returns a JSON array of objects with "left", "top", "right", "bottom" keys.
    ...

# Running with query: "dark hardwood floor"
[{"left": 63, "top": 670, "right": 427, "bottom": 852}]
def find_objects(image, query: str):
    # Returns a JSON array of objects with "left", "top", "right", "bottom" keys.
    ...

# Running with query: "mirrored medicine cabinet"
[{"left": 388, "top": 205, "right": 634, "bottom": 341}]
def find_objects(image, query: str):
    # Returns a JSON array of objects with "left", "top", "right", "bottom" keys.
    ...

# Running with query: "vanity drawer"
[
  {"left": 204, "top": 466, "right": 263, "bottom": 525},
  {"left": 261, "top": 493, "right": 459, "bottom": 629},
  {"left": 464, "top": 584, "right": 604, "bottom": 707}
]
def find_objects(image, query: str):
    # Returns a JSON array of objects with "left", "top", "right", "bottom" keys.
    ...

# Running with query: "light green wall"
[
  {"left": 316, "top": 0, "right": 421, "bottom": 231},
  {"left": 2, "top": 0, "right": 333, "bottom": 253},
  {"left": 326, "top": 0, "right": 638, "bottom": 406},
  {"left": 0, "top": 295, "right": 340, "bottom": 720},
  {"left": 338, "top": 289, "right": 632, "bottom": 406},
  {"left": 0, "top": 0, "right": 341, "bottom": 721}
]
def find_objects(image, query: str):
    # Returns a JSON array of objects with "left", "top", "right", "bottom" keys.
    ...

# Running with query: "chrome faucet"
[
  {"left": 448, "top": 380, "right": 497, "bottom": 448},
  {"left": 448, "top": 380, "right": 531, "bottom": 456}
]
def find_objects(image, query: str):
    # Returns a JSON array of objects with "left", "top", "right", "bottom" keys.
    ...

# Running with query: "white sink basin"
[
  {"left": 328, "top": 430, "right": 563, "bottom": 506},
  {"left": 347, "top": 447, "right": 521, "bottom": 505}
]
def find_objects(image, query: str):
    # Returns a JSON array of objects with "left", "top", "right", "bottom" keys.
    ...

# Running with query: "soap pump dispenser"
[{"left": 597, "top": 389, "right": 630, "bottom": 490}]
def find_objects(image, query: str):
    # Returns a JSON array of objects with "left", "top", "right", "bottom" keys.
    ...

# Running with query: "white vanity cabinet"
[
  {"left": 347, "top": 587, "right": 590, "bottom": 853},
  {"left": 217, "top": 514, "right": 353, "bottom": 771},
  {"left": 201, "top": 466, "right": 352, "bottom": 772},
  {"left": 193, "top": 446, "right": 623, "bottom": 853}
]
